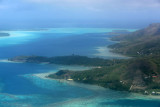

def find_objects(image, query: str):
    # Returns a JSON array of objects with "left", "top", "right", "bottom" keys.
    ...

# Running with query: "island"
[
  {"left": 0, "top": 33, "right": 10, "bottom": 37},
  {"left": 9, "top": 23, "right": 160, "bottom": 95},
  {"left": 109, "top": 23, "right": 160, "bottom": 56}
]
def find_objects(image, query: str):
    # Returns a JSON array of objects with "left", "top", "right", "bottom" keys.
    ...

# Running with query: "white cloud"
[
  {"left": 23, "top": 0, "right": 160, "bottom": 13},
  {"left": 26, "top": 0, "right": 160, "bottom": 7},
  {"left": 1, "top": 0, "right": 160, "bottom": 12},
  {"left": 0, "top": 0, "right": 160, "bottom": 24}
]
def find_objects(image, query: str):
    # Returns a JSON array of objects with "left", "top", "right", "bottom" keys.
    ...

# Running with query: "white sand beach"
[
  {"left": 32, "top": 72, "right": 107, "bottom": 92},
  {"left": 93, "top": 46, "right": 129, "bottom": 59},
  {"left": 33, "top": 72, "right": 160, "bottom": 100},
  {"left": 0, "top": 59, "right": 22, "bottom": 63},
  {"left": 32, "top": 72, "right": 54, "bottom": 80}
]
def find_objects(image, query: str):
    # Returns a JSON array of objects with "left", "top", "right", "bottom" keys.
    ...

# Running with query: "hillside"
[
  {"left": 47, "top": 24, "right": 160, "bottom": 94},
  {"left": 48, "top": 56, "right": 160, "bottom": 93},
  {"left": 9, "top": 55, "right": 124, "bottom": 66},
  {"left": 10, "top": 55, "right": 160, "bottom": 94},
  {"left": 9, "top": 24, "right": 160, "bottom": 94},
  {"left": 109, "top": 23, "right": 160, "bottom": 56},
  {"left": 11, "top": 55, "right": 160, "bottom": 93}
]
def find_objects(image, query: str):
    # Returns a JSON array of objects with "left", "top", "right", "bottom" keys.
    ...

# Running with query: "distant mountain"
[
  {"left": 109, "top": 23, "right": 160, "bottom": 56},
  {"left": 8, "top": 24, "right": 160, "bottom": 94}
]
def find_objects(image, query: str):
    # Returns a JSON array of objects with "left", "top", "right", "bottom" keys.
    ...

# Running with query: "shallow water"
[
  {"left": 0, "top": 28, "right": 160, "bottom": 107},
  {"left": 0, "top": 28, "right": 132, "bottom": 58},
  {"left": 0, "top": 62, "right": 93, "bottom": 107}
]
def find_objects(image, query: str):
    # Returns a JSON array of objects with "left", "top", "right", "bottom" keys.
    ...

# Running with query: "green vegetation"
[
  {"left": 9, "top": 23, "right": 160, "bottom": 94},
  {"left": 48, "top": 56, "right": 160, "bottom": 92},
  {"left": 9, "top": 55, "right": 124, "bottom": 66},
  {"left": 109, "top": 23, "right": 160, "bottom": 56},
  {"left": 48, "top": 64, "right": 130, "bottom": 91},
  {"left": 48, "top": 23, "right": 160, "bottom": 93}
]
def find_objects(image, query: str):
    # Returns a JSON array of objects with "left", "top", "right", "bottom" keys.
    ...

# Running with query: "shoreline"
[
  {"left": 32, "top": 72, "right": 107, "bottom": 92},
  {"left": 94, "top": 46, "right": 130, "bottom": 59},
  {"left": 0, "top": 59, "right": 23, "bottom": 63},
  {"left": 32, "top": 72, "right": 160, "bottom": 100}
]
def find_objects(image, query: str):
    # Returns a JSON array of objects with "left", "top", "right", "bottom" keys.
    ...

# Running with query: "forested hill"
[
  {"left": 109, "top": 23, "right": 160, "bottom": 56},
  {"left": 9, "top": 55, "right": 123, "bottom": 66},
  {"left": 9, "top": 24, "right": 160, "bottom": 94}
]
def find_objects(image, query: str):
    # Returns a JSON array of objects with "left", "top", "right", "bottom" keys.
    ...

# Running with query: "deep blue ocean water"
[{"left": 0, "top": 28, "right": 160, "bottom": 107}]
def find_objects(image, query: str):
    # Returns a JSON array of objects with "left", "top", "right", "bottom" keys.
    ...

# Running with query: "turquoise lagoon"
[{"left": 0, "top": 28, "right": 160, "bottom": 107}]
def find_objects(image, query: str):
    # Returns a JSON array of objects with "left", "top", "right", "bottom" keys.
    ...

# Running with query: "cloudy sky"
[{"left": 0, "top": 0, "right": 160, "bottom": 28}]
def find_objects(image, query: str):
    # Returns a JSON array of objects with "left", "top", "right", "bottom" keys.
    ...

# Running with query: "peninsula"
[{"left": 9, "top": 23, "right": 160, "bottom": 95}]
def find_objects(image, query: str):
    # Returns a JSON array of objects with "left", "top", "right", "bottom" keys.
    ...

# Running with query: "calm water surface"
[{"left": 0, "top": 28, "right": 159, "bottom": 107}]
